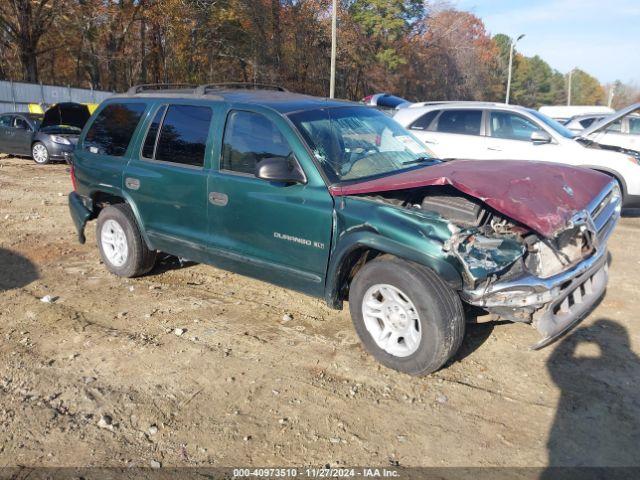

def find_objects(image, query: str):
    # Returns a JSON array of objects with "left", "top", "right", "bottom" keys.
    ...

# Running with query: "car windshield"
[
  {"left": 288, "top": 106, "right": 435, "bottom": 183},
  {"left": 528, "top": 109, "right": 576, "bottom": 139}
]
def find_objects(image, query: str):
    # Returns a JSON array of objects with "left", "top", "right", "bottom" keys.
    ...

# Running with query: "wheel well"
[
  {"left": 593, "top": 169, "right": 626, "bottom": 197},
  {"left": 91, "top": 191, "right": 126, "bottom": 216},
  {"left": 336, "top": 247, "right": 386, "bottom": 302}
]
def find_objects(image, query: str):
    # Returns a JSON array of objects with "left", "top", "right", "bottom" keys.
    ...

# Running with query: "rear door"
[
  {"left": 75, "top": 101, "right": 147, "bottom": 202},
  {"left": 416, "top": 109, "right": 487, "bottom": 159},
  {"left": 123, "top": 103, "right": 214, "bottom": 258},
  {"left": 206, "top": 108, "right": 334, "bottom": 295}
]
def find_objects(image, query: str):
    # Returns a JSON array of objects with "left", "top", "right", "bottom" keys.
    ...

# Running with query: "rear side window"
[
  {"left": 0, "top": 115, "right": 13, "bottom": 127},
  {"left": 410, "top": 110, "right": 439, "bottom": 131},
  {"left": 436, "top": 110, "right": 482, "bottom": 135},
  {"left": 84, "top": 103, "right": 146, "bottom": 156},
  {"left": 606, "top": 120, "right": 622, "bottom": 133},
  {"left": 579, "top": 117, "right": 600, "bottom": 129},
  {"left": 154, "top": 105, "right": 212, "bottom": 167},
  {"left": 221, "top": 111, "right": 292, "bottom": 175}
]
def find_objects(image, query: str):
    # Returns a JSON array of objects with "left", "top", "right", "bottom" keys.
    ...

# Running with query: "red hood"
[{"left": 330, "top": 160, "right": 612, "bottom": 238}]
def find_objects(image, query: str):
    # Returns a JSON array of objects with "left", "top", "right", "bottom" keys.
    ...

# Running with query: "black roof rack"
[
  {"left": 127, "top": 83, "right": 198, "bottom": 95},
  {"left": 195, "top": 82, "right": 288, "bottom": 95}
]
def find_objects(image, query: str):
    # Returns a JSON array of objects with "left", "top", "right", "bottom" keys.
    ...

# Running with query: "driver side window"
[
  {"left": 490, "top": 111, "right": 541, "bottom": 141},
  {"left": 14, "top": 117, "right": 30, "bottom": 130},
  {"left": 221, "top": 111, "right": 292, "bottom": 175}
]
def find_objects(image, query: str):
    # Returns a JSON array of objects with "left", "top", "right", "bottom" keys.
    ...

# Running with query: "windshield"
[
  {"left": 528, "top": 109, "right": 576, "bottom": 139},
  {"left": 288, "top": 106, "right": 435, "bottom": 183}
]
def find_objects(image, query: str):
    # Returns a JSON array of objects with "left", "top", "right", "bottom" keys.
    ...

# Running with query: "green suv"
[{"left": 68, "top": 84, "right": 621, "bottom": 375}]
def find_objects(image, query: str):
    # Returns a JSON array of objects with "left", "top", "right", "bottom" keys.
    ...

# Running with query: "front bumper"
[
  {"left": 462, "top": 248, "right": 609, "bottom": 349},
  {"left": 47, "top": 143, "right": 74, "bottom": 162},
  {"left": 462, "top": 180, "right": 620, "bottom": 349}
]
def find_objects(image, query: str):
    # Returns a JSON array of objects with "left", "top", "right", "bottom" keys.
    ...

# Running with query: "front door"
[
  {"left": 13, "top": 116, "right": 34, "bottom": 155},
  {"left": 124, "top": 103, "right": 214, "bottom": 259},
  {"left": 207, "top": 109, "right": 334, "bottom": 295},
  {"left": 485, "top": 111, "right": 559, "bottom": 162}
]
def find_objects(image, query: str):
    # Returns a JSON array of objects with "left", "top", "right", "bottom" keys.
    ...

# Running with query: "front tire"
[
  {"left": 349, "top": 256, "right": 465, "bottom": 376},
  {"left": 96, "top": 204, "right": 156, "bottom": 277},
  {"left": 32, "top": 142, "right": 50, "bottom": 164}
]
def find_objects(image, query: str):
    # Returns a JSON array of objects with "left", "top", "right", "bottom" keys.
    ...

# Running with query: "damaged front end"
[
  {"left": 456, "top": 182, "right": 621, "bottom": 348},
  {"left": 353, "top": 179, "right": 621, "bottom": 349}
]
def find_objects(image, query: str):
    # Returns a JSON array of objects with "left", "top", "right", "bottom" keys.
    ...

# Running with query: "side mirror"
[
  {"left": 255, "top": 154, "right": 306, "bottom": 184},
  {"left": 530, "top": 130, "right": 552, "bottom": 144}
]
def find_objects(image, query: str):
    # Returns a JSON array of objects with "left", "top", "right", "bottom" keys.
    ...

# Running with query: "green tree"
[
  {"left": 349, "top": 0, "right": 424, "bottom": 70},
  {"left": 569, "top": 69, "right": 606, "bottom": 105}
]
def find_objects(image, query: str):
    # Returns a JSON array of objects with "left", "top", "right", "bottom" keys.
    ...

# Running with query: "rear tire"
[
  {"left": 96, "top": 204, "right": 156, "bottom": 277},
  {"left": 349, "top": 256, "right": 465, "bottom": 376},
  {"left": 32, "top": 142, "right": 50, "bottom": 165}
]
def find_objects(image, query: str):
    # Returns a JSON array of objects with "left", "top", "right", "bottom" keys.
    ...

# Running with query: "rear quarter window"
[
  {"left": 84, "top": 103, "right": 146, "bottom": 156},
  {"left": 409, "top": 110, "right": 439, "bottom": 131}
]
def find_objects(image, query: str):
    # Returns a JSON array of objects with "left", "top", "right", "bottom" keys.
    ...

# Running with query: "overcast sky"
[{"left": 454, "top": 0, "right": 640, "bottom": 85}]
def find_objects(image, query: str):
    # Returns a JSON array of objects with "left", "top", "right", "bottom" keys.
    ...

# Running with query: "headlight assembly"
[{"left": 51, "top": 135, "right": 71, "bottom": 145}]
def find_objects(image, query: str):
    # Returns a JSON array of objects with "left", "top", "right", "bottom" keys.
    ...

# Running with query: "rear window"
[
  {"left": 84, "top": 103, "right": 146, "bottom": 156},
  {"left": 435, "top": 110, "right": 482, "bottom": 135}
]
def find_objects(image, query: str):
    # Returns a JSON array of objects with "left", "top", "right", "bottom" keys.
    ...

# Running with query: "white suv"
[{"left": 393, "top": 102, "right": 640, "bottom": 208}]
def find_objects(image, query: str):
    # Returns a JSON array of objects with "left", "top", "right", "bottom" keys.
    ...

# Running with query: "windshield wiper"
[{"left": 401, "top": 156, "right": 436, "bottom": 166}]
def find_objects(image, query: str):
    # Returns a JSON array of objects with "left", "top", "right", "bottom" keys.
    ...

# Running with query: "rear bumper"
[
  {"left": 68, "top": 192, "right": 93, "bottom": 244},
  {"left": 462, "top": 247, "right": 610, "bottom": 349}
]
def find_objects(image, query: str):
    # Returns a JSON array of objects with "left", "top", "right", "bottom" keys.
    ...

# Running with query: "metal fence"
[{"left": 0, "top": 80, "right": 113, "bottom": 113}]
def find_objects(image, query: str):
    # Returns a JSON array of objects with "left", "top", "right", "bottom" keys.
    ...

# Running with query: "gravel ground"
[{"left": 1, "top": 156, "right": 639, "bottom": 469}]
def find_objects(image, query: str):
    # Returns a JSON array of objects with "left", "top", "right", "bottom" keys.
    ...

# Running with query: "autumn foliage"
[{"left": 1, "top": 0, "right": 637, "bottom": 108}]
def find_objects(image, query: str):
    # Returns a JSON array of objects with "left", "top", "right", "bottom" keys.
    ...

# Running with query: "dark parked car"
[
  {"left": 0, "top": 102, "right": 91, "bottom": 164},
  {"left": 68, "top": 84, "right": 620, "bottom": 375}
]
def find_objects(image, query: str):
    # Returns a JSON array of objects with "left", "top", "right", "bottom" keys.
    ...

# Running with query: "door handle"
[
  {"left": 422, "top": 139, "right": 437, "bottom": 145},
  {"left": 209, "top": 191, "right": 228, "bottom": 207},
  {"left": 125, "top": 177, "right": 140, "bottom": 190},
  {"left": 487, "top": 147, "right": 502, "bottom": 151}
]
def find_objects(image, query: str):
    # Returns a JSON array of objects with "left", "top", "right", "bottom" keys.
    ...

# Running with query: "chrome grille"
[{"left": 587, "top": 182, "right": 621, "bottom": 246}]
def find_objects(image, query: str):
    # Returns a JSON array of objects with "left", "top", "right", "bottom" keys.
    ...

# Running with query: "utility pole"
[
  {"left": 608, "top": 85, "right": 615, "bottom": 108},
  {"left": 567, "top": 69, "right": 574, "bottom": 106},
  {"left": 506, "top": 34, "right": 525, "bottom": 104},
  {"left": 330, "top": 0, "right": 337, "bottom": 99}
]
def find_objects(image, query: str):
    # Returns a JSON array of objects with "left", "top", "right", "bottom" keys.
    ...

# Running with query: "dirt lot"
[{"left": 1, "top": 156, "right": 639, "bottom": 469}]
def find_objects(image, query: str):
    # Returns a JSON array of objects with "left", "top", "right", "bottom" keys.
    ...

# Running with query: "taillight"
[{"left": 70, "top": 165, "right": 77, "bottom": 191}]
